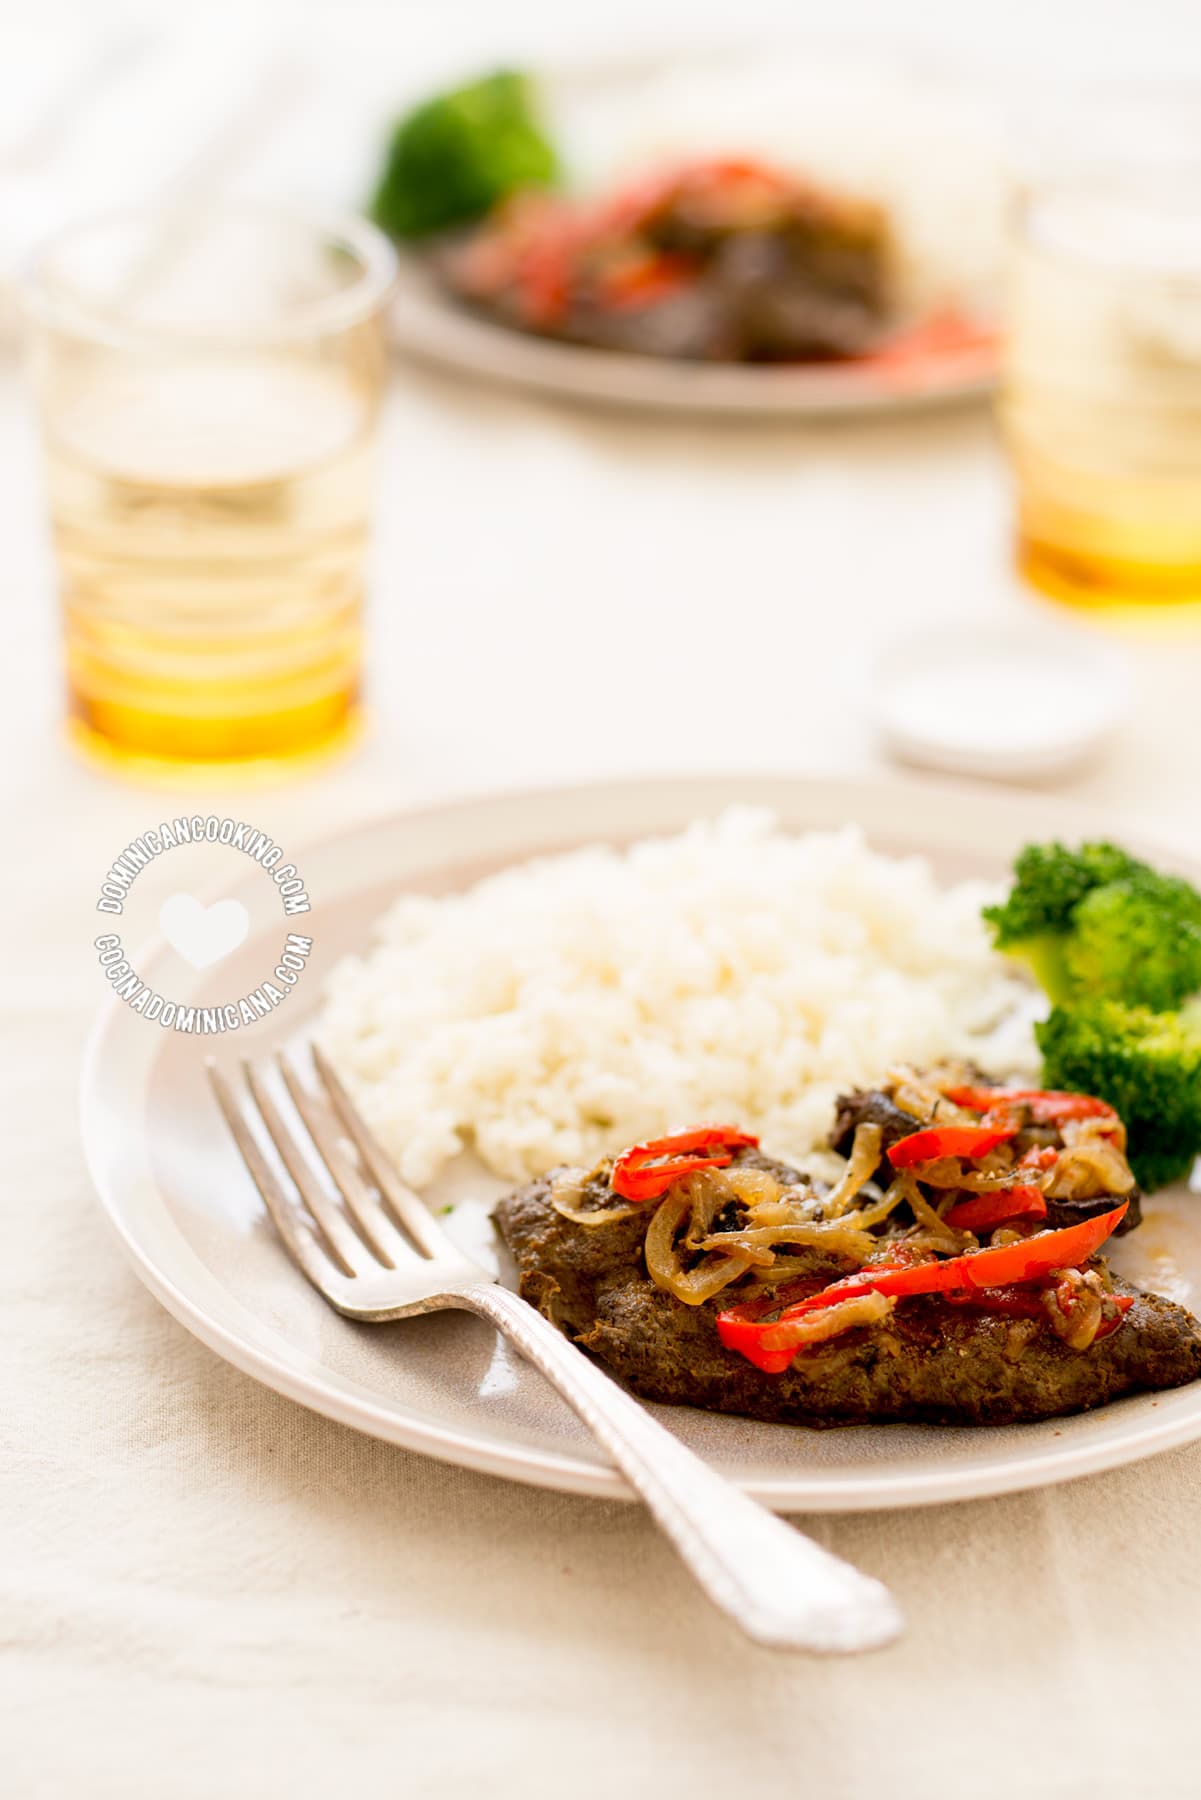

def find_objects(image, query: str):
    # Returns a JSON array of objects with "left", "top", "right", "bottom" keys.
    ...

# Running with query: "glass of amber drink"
[
  {"left": 25, "top": 205, "right": 396, "bottom": 779},
  {"left": 1001, "top": 170, "right": 1201, "bottom": 614}
]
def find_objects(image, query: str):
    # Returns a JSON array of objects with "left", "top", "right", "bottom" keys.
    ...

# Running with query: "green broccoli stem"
[{"left": 1005, "top": 934, "right": 1076, "bottom": 1006}]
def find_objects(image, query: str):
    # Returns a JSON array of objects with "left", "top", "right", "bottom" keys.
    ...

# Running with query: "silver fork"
[{"left": 207, "top": 1045, "right": 902, "bottom": 1654}]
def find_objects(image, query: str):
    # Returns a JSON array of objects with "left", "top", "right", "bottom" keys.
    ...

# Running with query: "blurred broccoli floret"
[
  {"left": 370, "top": 70, "right": 557, "bottom": 241},
  {"left": 1037, "top": 1000, "right": 1201, "bottom": 1191},
  {"left": 983, "top": 840, "right": 1201, "bottom": 1009}
]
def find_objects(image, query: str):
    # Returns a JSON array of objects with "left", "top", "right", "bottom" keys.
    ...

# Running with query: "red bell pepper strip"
[
  {"left": 714, "top": 1324, "right": 812, "bottom": 1375},
  {"left": 887, "top": 1123, "right": 1017, "bottom": 1168},
  {"left": 515, "top": 234, "right": 574, "bottom": 326},
  {"left": 863, "top": 307, "right": 998, "bottom": 371},
  {"left": 788, "top": 1201, "right": 1126, "bottom": 1308},
  {"left": 945, "top": 1284, "right": 1134, "bottom": 1340},
  {"left": 594, "top": 252, "right": 698, "bottom": 312},
  {"left": 944, "top": 1283, "right": 1048, "bottom": 1319},
  {"left": 945, "top": 1085, "right": 1118, "bottom": 1126},
  {"left": 709, "top": 1274, "right": 831, "bottom": 1368},
  {"left": 610, "top": 1125, "right": 760, "bottom": 1203},
  {"left": 1052, "top": 1280, "right": 1135, "bottom": 1344},
  {"left": 943, "top": 1185, "right": 1048, "bottom": 1233},
  {"left": 715, "top": 1202, "right": 1129, "bottom": 1371},
  {"left": 716, "top": 1262, "right": 915, "bottom": 1373},
  {"left": 1018, "top": 1145, "right": 1059, "bottom": 1172},
  {"left": 600, "top": 157, "right": 795, "bottom": 234},
  {"left": 1090, "top": 1297, "right": 1134, "bottom": 1342}
]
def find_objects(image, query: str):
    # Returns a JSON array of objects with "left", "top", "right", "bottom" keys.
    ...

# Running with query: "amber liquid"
[
  {"left": 48, "top": 360, "right": 374, "bottom": 780},
  {"left": 1003, "top": 224, "right": 1201, "bottom": 616},
  {"left": 1007, "top": 411, "right": 1201, "bottom": 612}
]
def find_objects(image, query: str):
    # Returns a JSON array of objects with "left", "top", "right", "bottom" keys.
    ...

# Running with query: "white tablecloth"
[{"left": 7, "top": 4, "right": 1201, "bottom": 1792}]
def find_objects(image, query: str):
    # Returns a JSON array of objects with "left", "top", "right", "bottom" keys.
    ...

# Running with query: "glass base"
[
  {"left": 65, "top": 703, "right": 366, "bottom": 789},
  {"left": 1018, "top": 535, "right": 1201, "bottom": 628}
]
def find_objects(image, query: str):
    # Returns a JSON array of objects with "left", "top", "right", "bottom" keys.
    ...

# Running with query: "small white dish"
[{"left": 873, "top": 619, "right": 1130, "bottom": 781}]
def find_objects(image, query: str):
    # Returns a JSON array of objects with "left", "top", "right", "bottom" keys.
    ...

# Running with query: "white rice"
[{"left": 319, "top": 810, "right": 1039, "bottom": 1190}]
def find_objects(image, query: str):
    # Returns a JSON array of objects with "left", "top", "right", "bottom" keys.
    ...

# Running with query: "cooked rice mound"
[{"left": 318, "top": 809, "right": 1038, "bottom": 1187}]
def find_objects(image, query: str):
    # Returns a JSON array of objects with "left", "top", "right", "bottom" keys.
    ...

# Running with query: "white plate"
[
  {"left": 388, "top": 47, "right": 1001, "bottom": 417},
  {"left": 80, "top": 774, "right": 1201, "bottom": 1512}
]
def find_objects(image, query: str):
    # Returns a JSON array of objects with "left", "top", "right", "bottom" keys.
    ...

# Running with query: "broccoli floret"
[
  {"left": 983, "top": 840, "right": 1143, "bottom": 970},
  {"left": 1036, "top": 1000, "right": 1201, "bottom": 1190},
  {"left": 370, "top": 70, "right": 557, "bottom": 241},
  {"left": 983, "top": 840, "right": 1201, "bottom": 1009},
  {"left": 1064, "top": 872, "right": 1201, "bottom": 1011},
  {"left": 988, "top": 842, "right": 1201, "bottom": 1185}
]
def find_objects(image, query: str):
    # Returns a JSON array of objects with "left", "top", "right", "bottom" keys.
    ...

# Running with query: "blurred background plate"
[{"left": 388, "top": 43, "right": 1005, "bottom": 414}]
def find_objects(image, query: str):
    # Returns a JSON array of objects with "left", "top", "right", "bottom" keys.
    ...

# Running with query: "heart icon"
[{"left": 159, "top": 894, "right": 250, "bottom": 970}]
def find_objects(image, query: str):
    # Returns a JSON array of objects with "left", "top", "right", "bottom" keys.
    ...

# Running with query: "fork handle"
[{"left": 455, "top": 1282, "right": 902, "bottom": 1654}]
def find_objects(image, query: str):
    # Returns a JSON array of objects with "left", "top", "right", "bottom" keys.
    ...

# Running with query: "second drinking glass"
[{"left": 1002, "top": 169, "right": 1201, "bottom": 614}]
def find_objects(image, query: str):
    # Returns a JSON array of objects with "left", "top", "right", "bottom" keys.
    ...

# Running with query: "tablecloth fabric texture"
[{"left": 7, "top": 125, "right": 1201, "bottom": 1791}]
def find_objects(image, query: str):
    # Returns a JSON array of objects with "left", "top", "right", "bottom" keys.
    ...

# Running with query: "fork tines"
[{"left": 206, "top": 1045, "right": 451, "bottom": 1291}]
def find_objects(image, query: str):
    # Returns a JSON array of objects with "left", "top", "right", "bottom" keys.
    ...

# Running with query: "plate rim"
[
  {"left": 390, "top": 260, "right": 998, "bottom": 420},
  {"left": 79, "top": 770, "right": 1201, "bottom": 1513}
]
